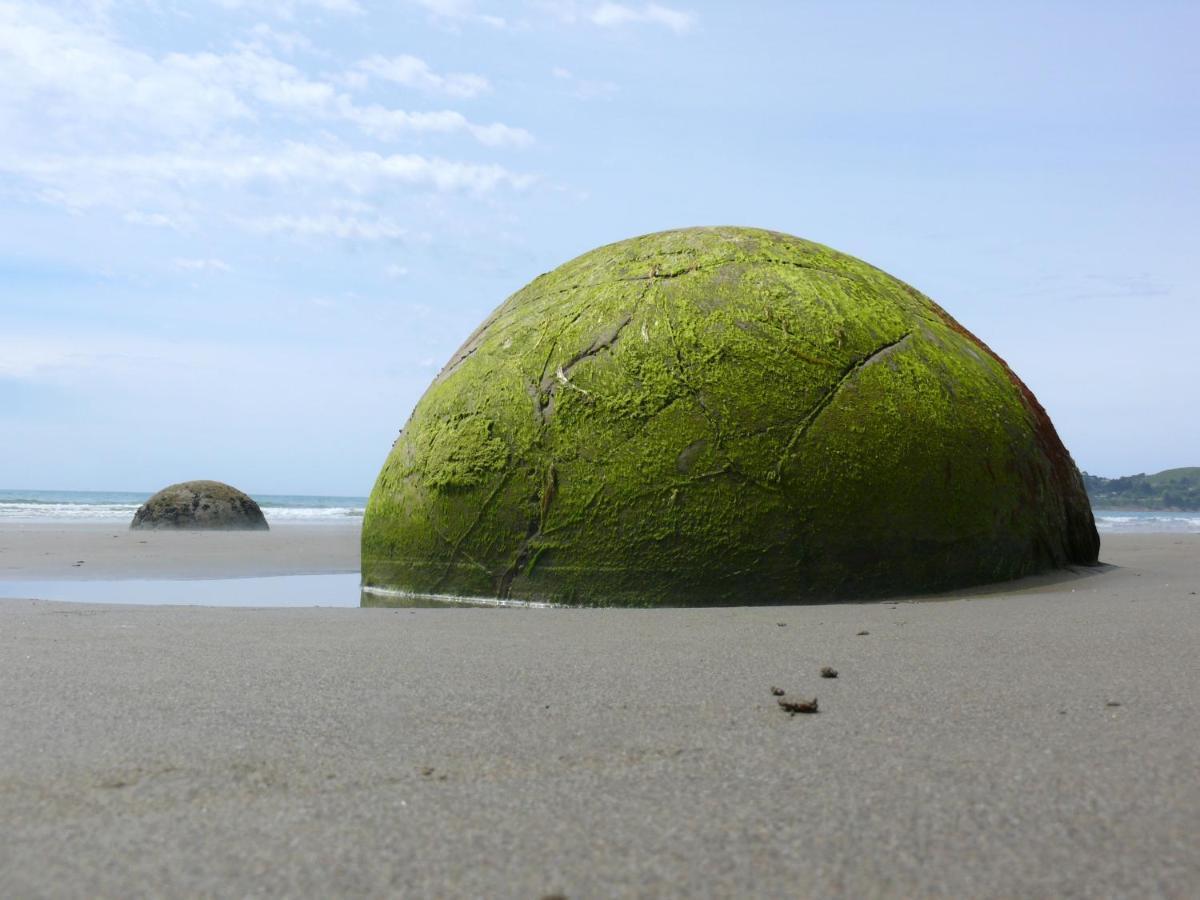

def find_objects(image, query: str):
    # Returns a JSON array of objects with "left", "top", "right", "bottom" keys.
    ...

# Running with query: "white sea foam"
[
  {"left": 0, "top": 502, "right": 142, "bottom": 521},
  {"left": 260, "top": 506, "right": 365, "bottom": 521},
  {"left": 0, "top": 491, "right": 365, "bottom": 524},
  {"left": 2, "top": 494, "right": 1193, "bottom": 533},
  {"left": 1094, "top": 511, "right": 1200, "bottom": 533}
]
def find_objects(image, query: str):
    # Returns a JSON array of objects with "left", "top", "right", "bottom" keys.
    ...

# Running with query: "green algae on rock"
[
  {"left": 131, "top": 480, "right": 269, "bottom": 531},
  {"left": 362, "top": 227, "right": 1098, "bottom": 606}
]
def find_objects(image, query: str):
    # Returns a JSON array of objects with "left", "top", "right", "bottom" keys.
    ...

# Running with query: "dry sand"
[{"left": 1, "top": 530, "right": 1198, "bottom": 898}]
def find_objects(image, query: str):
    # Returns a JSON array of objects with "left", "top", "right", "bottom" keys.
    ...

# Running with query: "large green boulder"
[{"left": 363, "top": 227, "right": 1098, "bottom": 606}]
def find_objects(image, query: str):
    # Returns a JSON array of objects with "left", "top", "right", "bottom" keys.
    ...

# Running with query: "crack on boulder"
[
  {"left": 445, "top": 256, "right": 864, "bottom": 389},
  {"left": 433, "top": 471, "right": 514, "bottom": 592},
  {"left": 760, "top": 256, "right": 869, "bottom": 284},
  {"left": 498, "top": 464, "right": 557, "bottom": 597},
  {"left": 859, "top": 331, "right": 913, "bottom": 369},
  {"left": 427, "top": 520, "right": 492, "bottom": 588},
  {"left": 774, "top": 331, "right": 913, "bottom": 481},
  {"left": 532, "top": 295, "right": 643, "bottom": 424},
  {"left": 560, "top": 313, "right": 634, "bottom": 378}
]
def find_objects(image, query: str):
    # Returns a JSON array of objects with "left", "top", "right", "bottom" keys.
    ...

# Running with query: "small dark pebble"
[
  {"left": 770, "top": 686, "right": 785, "bottom": 696},
  {"left": 856, "top": 630, "right": 869, "bottom": 636},
  {"left": 776, "top": 622, "right": 787, "bottom": 627},
  {"left": 779, "top": 697, "right": 818, "bottom": 715},
  {"left": 1106, "top": 701, "right": 1122, "bottom": 708},
  {"left": 820, "top": 667, "right": 838, "bottom": 678}
]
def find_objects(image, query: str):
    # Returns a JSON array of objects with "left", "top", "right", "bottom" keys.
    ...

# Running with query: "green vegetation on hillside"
[{"left": 1083, "top": 467, "right": 1200, "bottom": 510}]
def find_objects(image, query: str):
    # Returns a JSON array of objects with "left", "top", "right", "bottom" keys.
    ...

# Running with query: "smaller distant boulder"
[{"left": 131, "top": 480, "right": 269, "bottom": 531}]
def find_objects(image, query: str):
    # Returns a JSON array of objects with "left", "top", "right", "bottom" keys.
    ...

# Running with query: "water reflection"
[
  {"left": 0, "top": 574, "right": 546, "bottom": 608},
  {"left": 0, "top": 573, "right": 573, "bottom": 609},
  {"left": 0, "top": 573, "right": 362, "bottom": 607}
]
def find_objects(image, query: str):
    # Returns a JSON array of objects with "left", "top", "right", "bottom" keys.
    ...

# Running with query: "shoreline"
[
  {"left": 0, "top": 518, "right": 1126, "bottom": 606},
  {"left": 0, "top": 524, "right": 1181, "bottom": 607}
]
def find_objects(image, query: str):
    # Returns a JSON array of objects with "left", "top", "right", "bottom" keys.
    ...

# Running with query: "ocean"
[
  {"left": 1092, "top": 509, "right": 1200, "bottom": 533},
  {"left": 0, "top": 490, "right": 1195, "bottom": 533},
  {"left": 0, "top": 489, "right": 366, "bottom": 524}
]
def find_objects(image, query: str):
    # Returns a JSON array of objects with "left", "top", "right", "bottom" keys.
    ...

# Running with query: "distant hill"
[{"left": 1083, "top": 467, "right": 1200, "bottom": 510}]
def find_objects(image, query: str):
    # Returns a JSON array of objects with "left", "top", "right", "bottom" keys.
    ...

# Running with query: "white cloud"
[
  {"left": 411, "top": 0, "right": 507, "bottom": 29},
  {"left": 354, "top": 54, "right": 490, "bottom": 99},
  {"left": 213, "top": 0, "right": 364, "bottom": 18},
  {"left": 243, "top": 213, "right": 408, "bottom": 241},
  {"left": 0, "top": 4, "right": 530, "bottom": 146},
  {"left": 0, "top": 340, "right": 80, "bottom": 380},
  {"left": 385, "top": 264, "right": 410, "bottom": 278},
  {"left": 0, "top": 333, "right": 232, "bottom": 384},
  {"left": 174, "top": 257, "right": 232, "bottom": 272},
  {"left": 337, "top": 100, "right": 532, "bottom": 147},
  {"left": 243, "top": 23, "right": 316, "bottom": 54},
  {"left": 163, "top": 48, "right": 338, "bottom": 115},
  {"left": 0, "top": 1, "right": 537, "bottom": 254},
  {"left": 0, "top": 143, "right": 533, "bottom": 213},
  {"left": 548, "top": 65, "right": 618, "bottom": 99},
  {"left": 535, "top": 1, "right": 693, "bottom": 32},
  {"left": 123, "top": 210, "right": 185, "bottom": 229},
  {"left": 590, "top": 3, "right": 694, "bottom": 32},
  {"left": 0, "top": 4, "right": 251, "bottom": 138}
]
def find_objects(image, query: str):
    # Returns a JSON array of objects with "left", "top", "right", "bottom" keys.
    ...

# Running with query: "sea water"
[
  {"left": 3, "top": 490, "right": 1193, "bottom": 533},
  {"left": 1092, "top": 509, "right": 1200, "bottom": 533},
  {"left": 0, "top": 489, "right": 366, "bottom": 524}
]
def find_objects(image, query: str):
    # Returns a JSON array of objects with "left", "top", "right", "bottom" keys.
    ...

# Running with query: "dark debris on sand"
[
  {"left": 820, "top": 667, "right": 838, "bottom": 678},
  {"left": 778, "top": 697, "right": 819, "bottom": 715}
]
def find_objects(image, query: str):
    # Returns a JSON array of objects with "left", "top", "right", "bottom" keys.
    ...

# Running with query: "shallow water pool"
[{"left": 0, "top": 573, "right": 364, "bottom": 607}]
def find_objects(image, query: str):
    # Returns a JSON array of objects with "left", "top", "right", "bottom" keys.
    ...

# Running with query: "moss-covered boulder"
[
  {"left": 131, "top": 480, "right": 269, "bottom": 531},
  {"left": 363, "top": 227, "right": 1098, "bottom": 606}
]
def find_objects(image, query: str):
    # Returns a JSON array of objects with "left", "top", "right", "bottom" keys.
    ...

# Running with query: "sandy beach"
[
  {"left": 0, "top": 521, "right": 361, "bottom": 580},
  {"left": 1, "top": 530, "right": 1198, "bottom": 897}
]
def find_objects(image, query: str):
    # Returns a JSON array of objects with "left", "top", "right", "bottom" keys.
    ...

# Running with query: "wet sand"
[
  {"left": 0, "top": 521, "right": 361, "bottom": 579},
  {"left": 1, "top": 533, "right": 1198, "bottom": 897}
]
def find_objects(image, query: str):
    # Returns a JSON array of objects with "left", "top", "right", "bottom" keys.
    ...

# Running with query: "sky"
[{"left": 1, "top": 0, "right": 1196, "bottom": 495}]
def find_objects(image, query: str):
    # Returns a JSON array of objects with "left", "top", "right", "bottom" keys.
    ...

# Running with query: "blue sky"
[{"left": 1, "top": 0, "right": 1196, "bottom": 495}]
